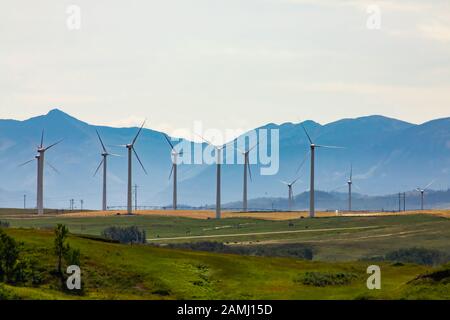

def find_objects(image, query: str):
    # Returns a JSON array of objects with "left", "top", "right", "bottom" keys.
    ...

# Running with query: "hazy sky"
[{"left": 1, "top": 0, "right": 449, "bottom": 139}]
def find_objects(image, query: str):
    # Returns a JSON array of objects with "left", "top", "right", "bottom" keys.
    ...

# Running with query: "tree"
[
  {"left": 54, "top": 224, "right": 70, "bottom": 275},
  {"left": 0, "top": 229, "right": 20, "bottom": 283}
]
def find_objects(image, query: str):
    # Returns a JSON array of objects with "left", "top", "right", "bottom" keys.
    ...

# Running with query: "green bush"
[
  {"left": 166, "top": 242, "right": 314, "bottom": 260},
  {"left": 295, "top": 271, "right": 358, "bottom": 287},
  {"left": 385, "top": 248, "right": 448, "bottom": 266},
  {"left": 0, "top": 221, "right": 10, "bottom": 228},
  {"left": 0, "top": 229, "right": 20, "bottom": 283},
  {"left": 102, "top": 226, "right": 146, "bottom": 244}
]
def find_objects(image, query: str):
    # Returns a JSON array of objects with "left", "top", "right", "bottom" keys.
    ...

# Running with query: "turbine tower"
[
  {"left": 93, "top": 130, "right": 119, "bottom": 211},
  {"left": 20, "top": 130, "right": 62, "bottom": 215},
  {"left": 301, "top": 125, "right": 343, "bottom": 218},
  {"left": 416, "top": 180, "right": 434, "bottom": 210},
  {"left": 163, "top": 133, "right": 183, "bottom": 210},
  {"left": 280, "top": 177, "right": 301, "bottom": 211},
  {"left": 238, "top": 143, "right": 258, "bottom": 212},
  {"left": 347, "top": 164, "right": 353, "bottom": 212},
  {"left": 121, "top": 122, "right": 147, "bottom": 215},
  {"left": 198, "top": 135, "right": 232, "bottom": 219}
]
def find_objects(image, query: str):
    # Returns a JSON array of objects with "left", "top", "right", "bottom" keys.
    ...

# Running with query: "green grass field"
[
  {"left": 1, "top": 211, "right": 449, "bottom": 299},
  {"left": 3, "top": 214, "right": 450, "bottom": 261},
  {"left": 1, "top": 228, "right": 449, "bottom": 300}
]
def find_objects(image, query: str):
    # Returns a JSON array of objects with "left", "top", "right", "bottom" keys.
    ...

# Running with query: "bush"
[
  {"left": 0, "top": 229, "right": 21, "bottom": 283},
  {"left": 101, "top": 226, "right": 146, "bottom": 244},
  {"left": 0, "top": 221, "right": 9, "bottom": 228},
  {"left": 295, "top": 271, "right": 358, "bottom": 287},
  {"left": 385, "top": 248, "right": 448, "bottom": 266},
  {"left": 166, "top": 242, "right": 314, "bottom": 260}
]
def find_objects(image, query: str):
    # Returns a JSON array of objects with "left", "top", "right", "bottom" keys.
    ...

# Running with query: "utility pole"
[
  {"left": 398, "top": 193, "right": 401, "bottom": 212},
  {"left": 133, "top": 184, "right": 138, "bottom": 211},
  {"left": 403, "top": 192, "right": 406, "bottom": 211},
  {"left": 80, "top": 199, "right": 84, "bottom": 211},
  {"left": 23, "top": 194, "right": 26, "bottom": 209}
]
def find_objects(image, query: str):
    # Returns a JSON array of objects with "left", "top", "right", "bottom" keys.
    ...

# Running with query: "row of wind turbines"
[{"left": 19, "top": 123, "right": 434, "bottom": 217}]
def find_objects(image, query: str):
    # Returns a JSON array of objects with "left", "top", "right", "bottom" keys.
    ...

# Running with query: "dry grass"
[{"left": 59, "top": 209, "right": 450, "bottom": 220}]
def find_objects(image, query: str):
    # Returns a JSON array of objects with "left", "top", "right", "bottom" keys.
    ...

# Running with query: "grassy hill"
[{"left": 1, "top": 228, "right": 449, "bottom": 300}]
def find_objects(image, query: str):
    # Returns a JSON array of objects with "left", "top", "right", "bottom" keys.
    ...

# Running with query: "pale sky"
[{"left": 1, "top": 0, "right": 449, "bottom": 140}]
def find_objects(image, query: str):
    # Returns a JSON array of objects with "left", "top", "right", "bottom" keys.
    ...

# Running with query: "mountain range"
[{"left": 0, "top": 109, "right": 449, "bottom": 210}]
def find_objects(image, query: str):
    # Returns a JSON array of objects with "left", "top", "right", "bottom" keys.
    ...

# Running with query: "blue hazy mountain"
[{"left": 0, "top": 109, "right": 449, "bottom": 210}]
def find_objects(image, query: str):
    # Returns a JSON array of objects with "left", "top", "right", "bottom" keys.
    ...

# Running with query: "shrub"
[
  {"left": 101, "top": 226, "right": 146, "bottom": 244},
  {"left": 0, "top": 229, "right": 20, "bottom": 283},
  {"left": 385, "top": 248, "right": 448, "bottom": 266},
  {"left": 295, "top": 271, "right": 358, "bottom": 287},
  {"left": 0, "top": 221, "right": 9, "bottom": 228},
  {"left": 166, "top": 242, "right": 314, "bottom": 260}
]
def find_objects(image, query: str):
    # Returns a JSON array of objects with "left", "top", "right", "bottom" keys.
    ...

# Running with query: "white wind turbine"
[
  {"left": 280, "top": 177, "right": 301, "bottom": 211},
  {"left": 93, "top": 130, "right": 119, "bottom": 211},
  {"left": 162, "top": 133, "right": 183, "bottom": 210},
  {"left": 237, "top": 143, "right": 258, "bottom": 212},
  {"left": 347, "top": 164, "right": 353, "bottom": 212},
  {"left": 19, "top": 130, "right": 62, "bottom": 215},
  {"left": 118, "top": 122, "right": 147, "bottom": 215},
  {"left": 301, "top": 125, "right": 343, "bottom": 218},
  {"left": 197, "top": 135, "right": 233, "bottom": 219},
  {"left": 416, "top": 180, "right": 435, "bottom": 210}
]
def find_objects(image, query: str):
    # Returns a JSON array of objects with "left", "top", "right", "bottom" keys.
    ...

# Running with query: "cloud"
[{"left": 418, "top": 22, "right": 450, "bottom": 43}]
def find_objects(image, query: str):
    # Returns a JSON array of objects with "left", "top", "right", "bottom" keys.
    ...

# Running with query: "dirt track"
[{"left": 59, "top": 209, "right": 450, "bottom": 220}]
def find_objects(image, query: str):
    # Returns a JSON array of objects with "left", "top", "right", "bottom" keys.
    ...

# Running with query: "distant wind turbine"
[
  {"left": 197, "top": 135, "right": 233, "bottom": 219},
  {"left": 301, "top": 125, "right": 343, "bottom": 218},
  {"left": 19, "top": 130, "right": 62, "bottom": 215},
  {"left": 280, "top": 177, "right": 301, "bottom": 211},
  {"left": 416, "top": 180, "right": 435, "bottom": 210},
  {"left": 348, "top": 164, "right": 353, "bottom": 212},
  {"left": 163, "top": 133, "right": 183, "bottom": 210},
  {"left": 93, "top": 130, "right": 119, "bottom": 211},
  {"left": 118, "top": 122, "right": 147, "bottom": 215},
  {"left": 237, "top": 143, "right": 258, "bottom": 212}
]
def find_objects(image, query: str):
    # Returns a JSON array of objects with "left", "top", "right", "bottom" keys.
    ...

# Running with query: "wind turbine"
[
  {"left": 93, "top": 130, "right": 119, "bottom": 211},
  {"left": 347, "top": 164, "right": 353, "bottom": 212},
  {"left": 120, "top": 122, "right": 148, "bottom": 215},
  {"left": 162, "top": 133, "right": 183, "bottom": 210},
  {"left": 301, "top": 125, "right": 343, "bottom": 218},
  {"left": 280, "top": 177, "right": 301, "bottom": 211},
  {"left": 197, "top": 135, "right": 233, "bottom": 219},
  {"left": 416, "top": 180, "right": 434, "bottom": 210},
  {"left": 19, "top": 130, "right": 62, "bottom": 215},
  {"left": 237, "top": 143, "right": 258, "bottom": 212}
]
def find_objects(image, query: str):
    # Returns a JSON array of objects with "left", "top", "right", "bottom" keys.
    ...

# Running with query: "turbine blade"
[
  {"left": 132, "top": 120, "right": 146, "bottom": 145},
  {"left": 93, "top": 159, "right": 104, "bottom": 177},
  {"left": 162, "top": 133, "right": 175, "bottom": 150},
  {"left": 291, "top": 177, "right": 301, "bottom": 185},
  {"left": 46, "top": 161, "right": 60, "bottom": 174},
  {"left": 109, "top": 153, "right": 122, "bottom": 157},
  {"left": 247, "top": 163, "right": 253, "bottom": 182},
  {"left": 295, "top": 150, "right": 310, "bottom": 174},
  {"left": 195, "top": 133, "right": 215, "bottom": 147},
  {"left": 18, "top": 159, "right": 35, "bottom": 167},
  {"left": 40, "top": 129, "right": 44, "bottom": 148},
  {"left": 424, "top": 179, "right": 435, "bottom": 190},
  {"left": 44, "top": 139, "right": 63, "bottom": 151},
  {"left": 279, "top": 180, "right": 289, "bottom": 185},
  {"left": 248, "top": 142, "right": 259, "bottom": 152},
  {"left": 315, "top": 144, "right": 345, "bottom": 149},
  {"left": 168, "top": 164, "right": 174, "bottom": 180},
  {"left": 132, "top": 147, "right": 148, "bottom": 175},
  {"left": 96, "top": 129, "right": 108, "bottom": 153},
  {"left": 350, "top": 164, "right": 353, "bottom": 181},
  {"left": 301, "top": 124, "right": 313, "bottom": 144}
]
